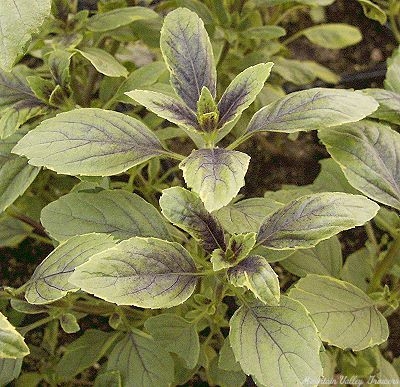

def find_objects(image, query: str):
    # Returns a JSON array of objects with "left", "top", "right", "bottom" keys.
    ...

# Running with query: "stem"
[
  {"left": 281, "top": 30, "right": 304, "bottom": 46},
  {"left": 389, "top": 1, "right": 400, "bottom": 42},
  {"left": 365, "top": 221, "right": 379, "bottom": 256},
  {"left": 226, "top": 133, "right": 251, "bottom": 150},
  {"left": 7, "top": 207, "right": 49, "bottom": 238},
  {"left": 374, "top": 213, "right": 399, "bottom": 238},
  {"left": 273, "top": 5, "right": 307, "bottom": 25},
  {"left": 369, "top": 232, "right": 400, "bottom": 292},
  {"left": 18, "top": 315, "right": 57, "bottom": 336},
  {"left": 161, "top": 151, "right": 186, "bottom": 161}
]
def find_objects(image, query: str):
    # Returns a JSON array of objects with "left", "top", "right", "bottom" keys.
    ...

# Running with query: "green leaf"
[
  {"left": 244, "top": 26, "right": 286, "bottom": 41},
  {"left": 246, "top": 88, "right": 378, "bottom": 133},
  {"left": 214, "top": 198, "right": 282, "bottom": 234},
  {"left": 217, "top": 63, "right": 273, "bottom": 130},
  {"left": 0, "top": 128, "right": 40, "bottom": 212},
  {"left": 59, "top": 313, "right": 80, "bottom": 334},
  {"left": 0, "top": 312, "right": 29, "bottom": 358},
  {"left": 197, "top": 86, "right": 219, "bottom": 132},
  {"left": 257, "top": 192, "right": 379, "bottom": 249},
  {"left": 229, "top": 297, "right": 322, "bottom": 386},
  {"left": 25, "top": 233, "right": 116, "bottom": 305},
  {"left": 211, "top": 233, "right": 256, "bottom": 270},
  {"left": 144, "top": 314, "right": 200, "bottom": 369},
  {"left": 160, "top": 187, "right": 225, "bottom": 252},
  {"left": 228, "top": 255, "right": 280, "bottom": 305},
  {"left": 94, "top": 371, "right": 122, "bottom": 387},
  {"left": 47, "top": 50, "right": 74, "bottom": 87},
  {"left": 179, "top": 148, "right": 250, "bottom": 212},
  {"left": 70, "top": 237, "right": 198, "bottom": 308},
  {"left": 56, "top": 330, "right": 118, "bottom": 382},
  {"left": 357, "top": 0, "right": 387, "bottom": 24},
  {"left": 280, "top": 236, "right": 342, "bottom": 277},
  {"left": 41, "top": 189, "right": 170, "bottom": 242},
  {"left": 301, "top": 24, "right": 362, "bottom": 49},
  {"left": 0, "top": 358, "right": 22, "bottom": 385},
  {"left": 0, "top": 214, "right": 32, "bottom": 247},
  {"left": 218, "top": 337, "right": 242, "bottom": 372},
  {"left": 12, "top": 108, "right": 165, "bottom": 176},
  {"left": 160, "top": 8, "right": 216, "bottom": 111},
  {"left": 125, "top": 90, "right": 200, "bottom": 132},
  {"left": 362, "top": 89, "right": 400, "bottom": 125},
  {"left": 209, "top": 355, "right": 247, "bottom": 387},
  {"left": 76, "top": 48, "right": 128, "bottom": 78},
  {"left": 0, "top": 0, "right": 51, "bottom": 70},
  {"left": 87, "top": 6, "right": 159, "bottom": 32},
  {"left": 385, "top": 48, "right": 400, "bottom": 94},
  {"left": 289, "top": 275, "right": 389, "bottom": 350},
  {"left": 319, "top": 121, "right": 400, "bottom": 210},
  {"left": 107, "top": 331, "right": 174, "bottom": 387}
]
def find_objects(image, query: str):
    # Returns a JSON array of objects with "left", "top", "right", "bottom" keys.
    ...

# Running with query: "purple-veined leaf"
[
  {"left": 12, "top": 108, "right": 165, "bottom": 176},
  {"left": 159, "top": 187, "right": 226, "bottom": 253},
  {"left": 257, "top": 192, "right": 379, "bottom": 249},
  {"left": 70, "top": 237, "right": 198, "bottom": 308},
  {"left": 246, "top": 88, "right": 378, "bottom": 133},
  {"left": 160, "top": 8, "right": 216, "bottom": 111},
  {"left": 125, "top": 90, "right": 199, "bottom": 132},
  {"left": 180, "top": 148, "right": 250, "bottom": 212},
  {"left": 217, "top": 63, "right": 273, "bottom": 129}
]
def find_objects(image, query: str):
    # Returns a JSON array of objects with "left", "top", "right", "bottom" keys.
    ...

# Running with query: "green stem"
[
  {"left": 18, "top": 315, "right": 57, "bottom": 336},
  {"left": 374, "top": 213, "right": 399, "bottom": 238},
  {"left": 273, "top": 5, "right": 307, "bottom": 25},
  {"left": 226, "top": 133, "right": 252, "bottom": 150},
  {"left": 281, "top": 30, "right": 304, "bottom": 46},
  {"left": 161, "top": 150, "right": 186, "bottom": 161},
  {"left": 365, "top": 221, "right": 379, "bottom": 255},
  {"left": 369, "top": 231, "right": 400, "bottom": 292},
  {"left": 389, "top": 2, "right": 400, "bottom": 42}
]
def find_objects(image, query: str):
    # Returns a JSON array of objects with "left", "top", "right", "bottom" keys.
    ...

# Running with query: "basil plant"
[{"left": 0, "top": 4, "right": 396, "bottom": 386}]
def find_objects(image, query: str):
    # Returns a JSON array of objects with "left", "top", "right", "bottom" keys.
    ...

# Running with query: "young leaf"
[
  {"left": 217, "top": 63, "right": 273, "bottom": 129},
  {"left": 362, "top": 89, "right": 400, "bottom": 125},
  {"left": 125, "top": 90, "right": 200, "bottom": 132},
  {"left": 280, "top": 236, "right": 342, "bottom": 278},
  {"left": 160, "top": 8, "right": 216, "bottom": 111},
  {"left": 246, "top": 88, "right": 378, "bottom": 133},
  {"left": 257, "top": 192, "right": 379, "bottom": 249},
  {"left": 0, "top": 0, "right": 51, "bottom": 70},
  {"left": 214, "top": 198, "right": 282, "bottom": 234},
  {"left": 357, "top": 0, "right": 387, "bottom": 24},
  {"left": 319, "top": 121, "right": 400, "bottom": 210},
  {"left": 87, "top": 6, "right": 159, "bottom": 32},
  {"left": 301, "top": 24, "right": 362, "bottom": 49},
  {"left": 144, "top": 314, "right": 200, "bottom": 369},
  {"left": 76, "top": 48, "right": 128, "bottom": 78},
  {"left": 94, "top": 371, "right": 122, "bottom": 387},
  {"left": 47, "top": 50, "right": 74, "bottom": 87},
  {"left": 385, "top": 48, "right": 400, "bottom": 94},
  {"left": 41, "top": 190, "right": 171, "bottom": 242},
  {"left": 289, "top": 275, "right": 389, "bottom": 350},
  {"left": 229, "top": 297, "right": 323, "bottom": 386},
  {"left": 160, "top": 187, "right": 225, "bottom": 252},
  {"left": 0, "top": 128, "right": 40, "bottom": 212},
  {"left": 0, "top": 312, "right": 30, "bottom": 358},
  {"left": 12, "top": 108, "right": 165, "bottom": 176},
  {"left": 70, "top": 237, "right": 198, "bottom": 308},
  {"left": 227, "top": 255, "right": 280, "bottom": 305},
  {"left": 56, "top": 330, "right": 118, "bottom": 382},
  {"left": 25, "top": 233, "right": 116, "bottom": 305},
  {"left": 59, "top": 313, "right": 80, "bottom": 334},
  {"left": 197, "top": 86, "right": 219, "bottom": 132},
  {"left": 0, "top": 358, "right": 22, "bottom": 385},
  {"left": 180, "top": 148, "right": 250, "bottom": 212},
  {"left": 107, "top": 331, "right": 174, "bottom": 387}
]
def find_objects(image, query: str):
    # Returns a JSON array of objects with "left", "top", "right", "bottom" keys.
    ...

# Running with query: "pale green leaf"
[
  {"left": 247, "top": 88, "right": 378, "bottom": 133},
  {"left": 59, "top": 313, "right": 80, "bottom": 334},
  {"left": 107, "top": 331, "right": 174, "bottom": 387},
  {"left": 0, "top": 214, "right": 32, "bottom": 247},
  {"left": 385, "top": 48, "right": 400, "bottom": 94},
  {"left": 160, "top": 8, "right": 216, "bottom": 111},
  {"left": 257, "top": 192, "right": 379, "bottom": 249},
  {"left": 125, "top": 90, "right": 199, "bottom": 132},
  {"left": 209, "top": 356, "right": 247, "bottom": 387},
  {"left": 76, "top": 48, "right": 128, "bottom": 78},
  {"left": 228, "top": 255, "right": 280, "bottom": 305},
  {"left": 362, "top": 89, "right": 400, "bottom": 125},
  {"left": 12, "top": 108, "right": 165, "bottom": 176},
  {"left": 0, "top": 358, "right": 22, "bottom": 385},
  {"left": 159, "top": 187, "right": 225, "bottom": 252},
  {"left": 144, "top": 314, "right": 200, "bottom": 368},
  {"left": 244, "top": 26, "right": 286, "bottom": 41},
  {"left": 180, "top": 148, "right": 250, "bottom": 212},
  {"left": 218, "top": 337, "right": 242, "bottom": 372},
  {"left": 87, "top": 7, "right": 158, "bottom": 32},
  {"left": 319, "top": 121, "right": 400, "bottom": 210},
  {"left": 214, "top": 198, "right": 282, "bottom": 234},
  {"left": 0, "top": 0, "right": 51, "bottom": 70},
  {"left": 94, "top": 371, "right": 122, "bottom": 387},
  {"left": 70, "top": 237, "right": 198, "bottom": 308},
  {"left": 56, "top": 330, "right": 118, "bottom": 382},
  {"left": 0, "top": 127, "right": 40, "bottom": 212},
  {"left": 25, "top": 233, "right": 116, "bottom": 305},
  {"left": 357, "top": 0, "right": 387, "bottom": 24},
  {"left": 301, "top": 24, "right": 362, "bottom": 49},
  {"left": 41, "top": 189, "right": 170, "bottom": 242},
  {"left": 289, "top": 274, "right": 389, "bottom": 350},
  {"left": 280, "top": 236, "right": 342, "bottom": 277},
  {"left": 0, "top": 312, "right": 29, "bottom": 358},
  {"left": 229, "top": 297, "right": 322, "bottom": 386}
]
